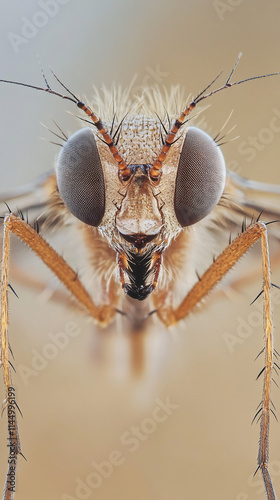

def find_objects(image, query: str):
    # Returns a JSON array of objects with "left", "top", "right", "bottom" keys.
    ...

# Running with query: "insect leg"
[
  {"left": 3, "top": 214, "right": 117, "bottom": 325},
  {"left": 1, "top": 213, "right": 120, "bottom": 498},
  {"left": 155, "top": 222, "right": 266, "bottom": 324},
  {"left": 257, "top": 228, "right": 275, "bottom": 500},
  {"left": 154, "top": 221, "right": 276, "bottom": 500},
  {"left": 1, "top": 219, "right": 22, "bottom": 500}
]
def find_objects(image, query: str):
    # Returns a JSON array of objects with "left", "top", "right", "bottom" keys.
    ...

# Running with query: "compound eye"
[
  {"left": 57, "top": 128, "right": 105, "bottom": 227},
  {"left": 174, "top": 127, "right": 226, "bottom": 227}
]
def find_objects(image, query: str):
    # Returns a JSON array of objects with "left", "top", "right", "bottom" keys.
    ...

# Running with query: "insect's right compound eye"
[
  {"left": 174, "top": 127, "right": 226, "bottom": 227},
  {"left": 56, "top": 128, "right": 105, "bottom": 227}
]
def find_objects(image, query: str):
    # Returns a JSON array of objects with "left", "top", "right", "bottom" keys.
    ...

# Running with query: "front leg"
[
  {"left": 154, "top": 223, "right": 266, "bottom": 326},
  {"left": 3, "top": 214, "right": 118, "bottom": 325},
  {"left": 0, "top": 214, "right": 119, "bottom": 500},
  {"left": 154, "top": 221, "right": 276, "bottom": 500}
]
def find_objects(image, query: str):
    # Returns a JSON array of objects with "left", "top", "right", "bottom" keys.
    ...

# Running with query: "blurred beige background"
[{"left": 1, "top": 1, "right": 280, "bottom": 499}]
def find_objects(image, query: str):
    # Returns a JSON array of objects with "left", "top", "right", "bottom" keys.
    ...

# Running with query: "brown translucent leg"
[
  {"left": 4, "top": 214, "right": 117, "bottom": 324},
  {"left": 1, "top": 222, "right": 21, "bottom": 500},
  {"left": 258, "top": 229, "right": 275, "bottom": 500},
  {"left": 0, "top": 214, "right": 118, "bottom": 500},
  {"left": 154, "top": 221, "right": 276, "bottom": 500}
]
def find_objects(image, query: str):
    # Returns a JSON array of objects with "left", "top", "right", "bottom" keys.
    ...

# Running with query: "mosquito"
[{"left": 1, "top": 53, "right": 280, "bottom": 500}]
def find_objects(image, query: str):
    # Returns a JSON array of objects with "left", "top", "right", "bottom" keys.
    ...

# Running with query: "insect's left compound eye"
[
  {"left": 56, "top": 128, "right": 105, "bottom": 227},
  {"left": 174, "top": 127, "right": 226, "bottom": 227}
]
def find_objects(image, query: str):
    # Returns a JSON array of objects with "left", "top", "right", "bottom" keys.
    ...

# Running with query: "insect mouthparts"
[
  {"left": 121, "top": 250, "right": 156, "bottom": 301},
  {"left": 117, "top": 245, "right": 163, "bottom": 301},
  {"left": 124, "top": 283, "right": 154, "bottom": 301}
]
